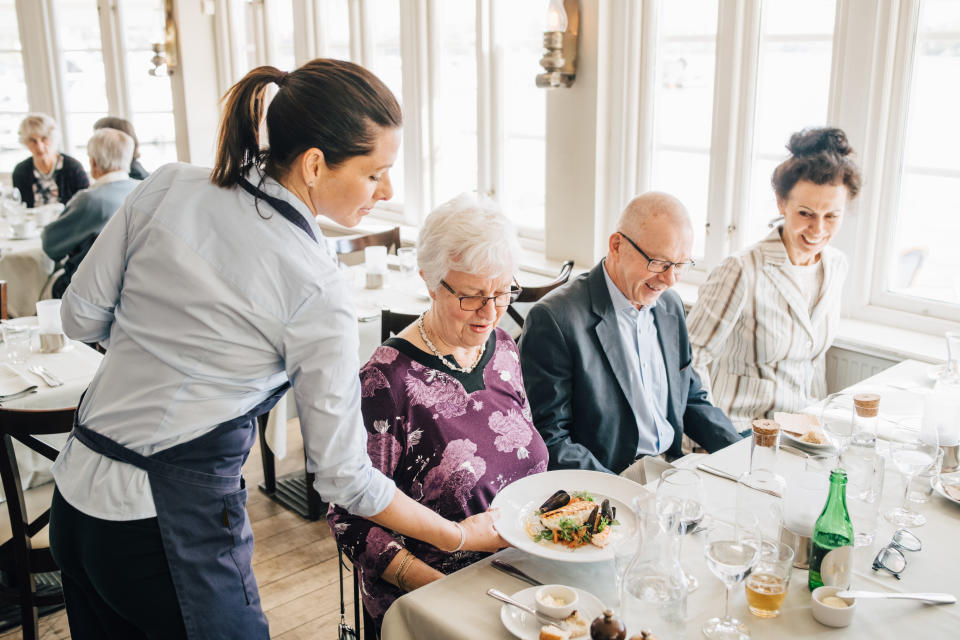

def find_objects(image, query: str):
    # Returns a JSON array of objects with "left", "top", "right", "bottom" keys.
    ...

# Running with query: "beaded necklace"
[{"left": 416, "top": 312, "right": 485, "bottom": 374}]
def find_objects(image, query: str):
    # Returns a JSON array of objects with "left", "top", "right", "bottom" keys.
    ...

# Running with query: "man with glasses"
[{"left": 519, "top": 192, "right": 741, "bottom": 474}]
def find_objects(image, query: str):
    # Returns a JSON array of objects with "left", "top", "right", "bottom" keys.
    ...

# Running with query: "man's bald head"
[{"left": 615, "top": 191, "right": 693, "bottom": 239}]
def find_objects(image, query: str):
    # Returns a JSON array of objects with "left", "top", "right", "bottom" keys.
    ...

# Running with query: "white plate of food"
[
  {"left": 775, "top": 412, "right": 834, "bottom": 452},
  {"left": 490, "top": 469, "right": 645, "bottom": 563},
  {"left": 500, "top": 585, "right": 601, "bottom": 640},
  {"left": 933, "top": 472, "right": 960, "bottom": 506}
]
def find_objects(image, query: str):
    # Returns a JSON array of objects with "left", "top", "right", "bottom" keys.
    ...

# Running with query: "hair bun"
[{"left": 787, "top": 127, "right": 852, "bottom": 157}]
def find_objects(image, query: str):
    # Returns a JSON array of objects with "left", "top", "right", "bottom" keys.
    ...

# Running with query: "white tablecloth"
[
  {"left": 381, "top": 359, "right": 960, "bottom": 639},
  {"left": 0, "top": 235, "right": 54, "bottom": 318},
  {"left": 2, "top": 339, "right": 102, "bottom": 491}
]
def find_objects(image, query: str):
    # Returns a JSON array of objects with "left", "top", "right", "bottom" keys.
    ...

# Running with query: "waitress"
[{"left": 48, "top": 59, "right": 504, "bottom": 639}]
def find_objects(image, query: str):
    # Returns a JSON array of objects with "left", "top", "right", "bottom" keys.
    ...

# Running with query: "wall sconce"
[
  {"left": 149, "top": 0, "right": 178, "bottom": 76},
  {"left": 535, "top": 0, "right": 579, "bottom": 88}
]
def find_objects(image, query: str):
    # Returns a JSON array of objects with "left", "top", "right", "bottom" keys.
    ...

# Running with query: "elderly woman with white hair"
[
  {"left": 328, "top": 194, "right": 548, "bottom": 634},
  {"left": 12, "top": 112, "right": 89, "bottom": 208},
  {"left": 42, "top": 128, "right": 139, "bottom": 297}
]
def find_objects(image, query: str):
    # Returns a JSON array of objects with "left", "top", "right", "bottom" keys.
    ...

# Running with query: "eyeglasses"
[
  {"left": 439, "top": 279, "right": 522, "bottom": 311},
  {"left": 872, "top": 528, "right": 921, "bottom": 579},
  {"left": 617, "top": 231, "right": 695, "bottom": 276}
]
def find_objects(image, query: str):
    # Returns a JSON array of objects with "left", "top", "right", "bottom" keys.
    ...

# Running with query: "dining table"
[
  {"left": 0, "top": 233, "right": 55, "bottom": 318},
  {"left": 380, "top": 359, "right": 960, "bottom": 639},
  {"left": 1, "top": 332, "right": 102, "bottom": 494}
]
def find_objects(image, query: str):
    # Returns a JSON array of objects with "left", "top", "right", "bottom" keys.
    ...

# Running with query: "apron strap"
[
  {"left": 71, "top": 423, "right": 240, "bottom": 491},
  {"left": 239, "top": 178, "right": 319, "bottom": 244}
]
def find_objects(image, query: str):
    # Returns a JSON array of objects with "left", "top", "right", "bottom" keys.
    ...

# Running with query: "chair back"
[
  {"left": 507, "top": 260, "right": 575, "bottom": 328},
  {"left": 0, "top": 407, "right": 74, "bottom": 639},
  {"left": 0, "top": 280, "right": 8, "bottom": 320},
  {"left": 380, "top": 309, "right": 420, "bottom": 344},
  {"left": 334, "top": 227, "right": 402, "bottom": 257}
]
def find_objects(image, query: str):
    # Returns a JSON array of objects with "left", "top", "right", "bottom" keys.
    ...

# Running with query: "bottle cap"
[{"left": 853, "top": 393, "right": 880, "bottom": 417}]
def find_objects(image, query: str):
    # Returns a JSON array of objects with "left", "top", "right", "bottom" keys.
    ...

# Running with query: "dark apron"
[{"left": 69, "top": 178, "right": 318, "bottom": 639}]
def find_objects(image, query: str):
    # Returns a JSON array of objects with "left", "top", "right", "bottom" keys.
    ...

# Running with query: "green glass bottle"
[{"left": 809, "top": 469, "right": 855, "bottom": 590}]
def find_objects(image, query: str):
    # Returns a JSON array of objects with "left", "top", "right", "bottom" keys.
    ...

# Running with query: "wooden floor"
[{"left": 0, "top": 417, "right": 356, "bottom": 639}]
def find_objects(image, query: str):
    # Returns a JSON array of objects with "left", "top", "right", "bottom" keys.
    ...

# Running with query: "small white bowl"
[
  {"left": 534, "top": 584, "right": 578, "bottom": 619},
  {"left": 811, "top": 586, "right": 856, "bottom": 627}
]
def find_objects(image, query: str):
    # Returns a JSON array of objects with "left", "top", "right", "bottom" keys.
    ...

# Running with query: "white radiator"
[{"left": 825, "top": 346, "right": 899, "bottom": 394}]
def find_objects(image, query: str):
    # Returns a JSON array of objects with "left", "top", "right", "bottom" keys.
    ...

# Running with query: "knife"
[
  {"left": 835, "top": 590, "right": 956, "bottom": 604},
  {"left": 696, "top": 464, "right": 782, "bottom": 498},
  {"left": 0, "top": 387, "right": 38, "bottom": 403},
  {"left": 491, "top": 560, "right": 544, "bottom": 586},
  {"left": 486, "top": 588, "right": 567, "bottom": 629}
]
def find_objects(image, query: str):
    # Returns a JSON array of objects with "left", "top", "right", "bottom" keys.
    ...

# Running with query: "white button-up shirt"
[
  {"left": 602, "top": 262, "right": 674, "bottom": 456},
  {"left": 52, "top": 163, "right": 395, "bottom": 520}
]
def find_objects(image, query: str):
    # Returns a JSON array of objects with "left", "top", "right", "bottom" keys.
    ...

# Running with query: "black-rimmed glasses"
[
  {"left": 617, "top": 231, "right": 695, "bottom": 276},
  {"left": 872, "top": 529, "right": 921, "bottom": 579},
  {"left": 439, "top": 279, "right": 522, "bottom": 311}
]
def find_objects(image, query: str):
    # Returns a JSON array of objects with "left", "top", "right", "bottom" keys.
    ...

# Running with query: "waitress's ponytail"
[
  {"left": 210, "top": 59, "right": 401, "bottom": 190},
  {"left": 210, "top": 66, "right": 287, "bottom": 188}
]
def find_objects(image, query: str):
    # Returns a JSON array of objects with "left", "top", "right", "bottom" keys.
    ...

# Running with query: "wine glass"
[
  {"left": 819, "top": 393, "right": 854, "bottom": 462},
  {"left": 885, "top": 425, "right": 939, "bottom": 527},
  {"left": 656, "top": 468, "right": 705, "bottom": 591},
  {"left": 703, "top": 508, "right": 762, "bottom": 640}
]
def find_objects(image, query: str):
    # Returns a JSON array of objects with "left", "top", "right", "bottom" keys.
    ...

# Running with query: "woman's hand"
[{"left": 459, "top": 508, "right": 509, "bottom": 553}]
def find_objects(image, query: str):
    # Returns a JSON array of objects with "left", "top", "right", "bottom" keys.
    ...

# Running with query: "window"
[
  {"left": 648, "top": 0, "right": 719, "bottom": 259},
  {"left": 0, "top": 0, "right": 28, "bottom": 171},
  {"left": 876, "top": 0, "right": 960, "bottom": 315}
]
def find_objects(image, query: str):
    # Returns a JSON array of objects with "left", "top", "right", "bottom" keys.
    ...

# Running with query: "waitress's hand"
[{"left": 459, "top": 508, "right": 509, "bottom": 553}]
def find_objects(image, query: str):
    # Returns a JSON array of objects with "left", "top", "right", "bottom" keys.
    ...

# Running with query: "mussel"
[
  {"left": 601, "top": 498, "right": 615, "bottom": 523},
  {"left": 538, "top": 489, "right": 571, "bottom": 513},
  {"left": 585, "top": 504, "right": 601, "bottom": 533}
]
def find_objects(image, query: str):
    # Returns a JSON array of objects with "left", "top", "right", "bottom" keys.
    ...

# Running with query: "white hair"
[
  {"left": 417, "top": 193, "right": 521, "bottom": 291},
  {"left": 87, "top": 128, "right": 134, "bottom": 173},
  {"left": 18, "top": 113, "right": 60, "bottom": 148}
]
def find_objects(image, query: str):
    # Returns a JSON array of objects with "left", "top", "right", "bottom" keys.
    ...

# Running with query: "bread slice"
[
  {"left": 539, "top": 624, "right": 569, "bottom": 640},
  {"left": 563, "top": 610, "right": 590, "bottom": 638}
]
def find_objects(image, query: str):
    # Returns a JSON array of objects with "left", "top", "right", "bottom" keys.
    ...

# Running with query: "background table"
[
  {"left": 1, "top": 338, "right": 102, "bottom": 494},
  {"left": 0, "top": 235, "right": 54, "bottom": 318},
  {"left": 381, "top": 359, "right": 960, "bottom": 639}
]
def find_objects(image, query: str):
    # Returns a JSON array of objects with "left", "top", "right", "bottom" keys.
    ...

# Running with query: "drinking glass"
[
  {"left": 397, "top": 247, "right": 417, "bottom": 276},
  {"left": 610, "top": 494, "right": 645, "bottom": 602},
  {"left": 744, "top": 540, "right": 793, "bottom": 618},
  {"left": 819, "top": 393, "right": 854, "bottom": 462},
  {"left": 909, "top": 448, "right": 944, "bottom": 504},
  {"left": 703, "top": 508, "right": 762, "bottom": 640},
  {"left": 735, "top": 469, "right": 784, "bottom": 541},
  {"left": 885, "top": 425, "right": 939, "bottom": 527},
  {"left": 656, "top": 468, "right": 705, "bottom": 591},
  {"left": 1, "top": 322, "right": 33, "bottom": 364}
]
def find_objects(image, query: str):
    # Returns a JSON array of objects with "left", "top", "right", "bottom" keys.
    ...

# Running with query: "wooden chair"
[
  {"left": 380, "top": 309, "right": 420, "bottom": 344},
  {"left": 0, "top": 280, "right": 8, "bottom": 320},
  {"left": 333, "top": 227, "right": 402, "bottom": 257},
  {"left": 0, "top": 407, "right": 75, "bottom": 640},
  {"left": 506, "top": 260, "right": 575, "bottom": 328},
  {"left": 256, "top": 413, "right": 324, "bottom": 521}
]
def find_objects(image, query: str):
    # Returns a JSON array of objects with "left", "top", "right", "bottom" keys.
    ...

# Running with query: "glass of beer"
[{"left": 744, "top": 540, "right": 794, "bottom": 618}]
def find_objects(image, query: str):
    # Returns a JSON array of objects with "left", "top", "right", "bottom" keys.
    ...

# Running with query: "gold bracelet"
[
  {"left": 397, "top": 554, "right": 416, "bottom": 592},
  {"left": 393, "top": 550, "right": 414, "bottom": 591}
]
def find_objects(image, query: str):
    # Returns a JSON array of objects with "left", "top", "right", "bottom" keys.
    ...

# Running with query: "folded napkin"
[{"left": 0, "top": 364, "right": 37, "bottom": 399}]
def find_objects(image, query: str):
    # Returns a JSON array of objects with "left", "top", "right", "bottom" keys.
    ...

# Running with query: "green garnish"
[{"left": 572, "top": 490, "right": 595, "bottom": 501}]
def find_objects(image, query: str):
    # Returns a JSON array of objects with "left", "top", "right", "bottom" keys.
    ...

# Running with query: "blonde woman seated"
[
  {"left": 328, "top": 194, "right": 548, "bottom": 634},
  {"left": 686, "top": 127, "right": 862, "bottom": 430}
]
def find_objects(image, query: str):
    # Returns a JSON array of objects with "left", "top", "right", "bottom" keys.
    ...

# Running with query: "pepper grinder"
[{"left": 590, "top": 609, "right": 626, "bottom": 640}]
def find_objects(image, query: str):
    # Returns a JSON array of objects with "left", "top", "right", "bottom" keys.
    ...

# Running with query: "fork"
[{"left": 29, "top": 365, "right": 63, "bottom": 387}]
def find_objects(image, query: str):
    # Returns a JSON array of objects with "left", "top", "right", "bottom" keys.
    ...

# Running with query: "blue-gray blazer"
[{"left": 519, "top": 262, "right": 742, "bottom": 474}]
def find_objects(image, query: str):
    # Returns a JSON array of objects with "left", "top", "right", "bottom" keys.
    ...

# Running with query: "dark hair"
[
  {"left": 771, "top": 127, "right": 862, "bottom": 202},
  {"left": 94, "top": 116, "right": 141, "bottom": 159},
  {"left": 210, "top": 59, "right": 402, "bottom": 188}
]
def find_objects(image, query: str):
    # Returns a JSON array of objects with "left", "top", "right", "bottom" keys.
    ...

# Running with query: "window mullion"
[
  {"left": 475, "top": 0, "right": 493, "bottom": 197},
  {"left": 397, "top": 0, "right": 430, "bottom": 223},
  {"left": 349, "top": 0, "right": 371, "bottom": 66},
  {"left": 634, "top": 0, "right": 660, "bottom": 193},
  {"left": 97, "top": 0, "right": 130, "bottom": 119}
]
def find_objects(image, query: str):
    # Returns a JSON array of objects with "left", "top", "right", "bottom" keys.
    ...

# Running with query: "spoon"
[
  {"left": 835, "top": 590, "right": 956, "bottom": 604},
  {"left": 486, "top": 588, "right": 568, "bottom": 629}
]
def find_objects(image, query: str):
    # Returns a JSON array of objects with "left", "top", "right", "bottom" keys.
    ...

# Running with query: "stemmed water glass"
[
  {"left": 819, "top": 393, "right": 854, "bottom": 462},
  {"left": 656, "top": 468, "right": 705, "bottom": 591},
  {"left": 703, "top": 508, "right": 762, "bottom": 640},
  {"left": 885, "top": 425, "right": 940, "bottom": 527}
]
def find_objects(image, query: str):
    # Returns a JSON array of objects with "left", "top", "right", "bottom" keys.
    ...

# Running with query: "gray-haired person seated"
[
  {"left": 519, "top": 192, "right": 742, "bottom": 474},
  {"left": 328, "top": 194, "right": 547, "bottom": 634},
  {"left": 42, "top": 128, "right": 140, "bottom": 298}
]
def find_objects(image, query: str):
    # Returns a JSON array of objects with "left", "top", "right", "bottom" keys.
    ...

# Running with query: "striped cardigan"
[{"left": 686, "top": 228, "right": 847, "bottom": 430}]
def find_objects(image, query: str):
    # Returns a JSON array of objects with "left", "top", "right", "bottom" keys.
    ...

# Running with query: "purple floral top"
[{"left": 327, "top": 328, "right": 548, "bottom": 630}]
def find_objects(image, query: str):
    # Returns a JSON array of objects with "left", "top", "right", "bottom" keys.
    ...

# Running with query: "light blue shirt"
[
  {"left": 602, "top": 261, "right": 674, "bottom": 456},
  {"left": 52, "top": 163, "right": 395, "bottom": 520}
]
